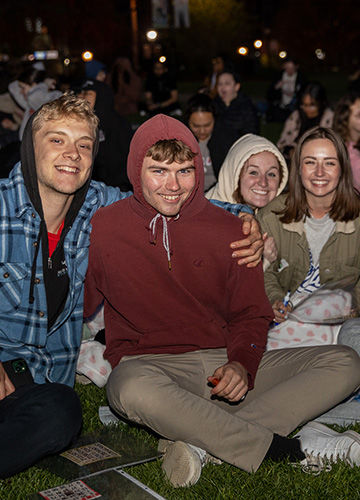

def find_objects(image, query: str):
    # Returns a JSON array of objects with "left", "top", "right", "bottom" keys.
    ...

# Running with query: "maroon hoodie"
[{"left": 84, "top": 114, "right": 273, "bottom": 388}]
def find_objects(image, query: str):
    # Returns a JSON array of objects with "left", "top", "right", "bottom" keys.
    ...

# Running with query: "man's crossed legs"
[{"left": 107, "top": 345, "right": 360, "bottom": 483}]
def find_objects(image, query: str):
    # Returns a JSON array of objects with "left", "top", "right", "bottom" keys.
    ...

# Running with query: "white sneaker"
[
  {"left": 160, "top": 440, "right": 220, "bottom": 487},
  {"left": 295, "top": 421, "right": 360, "bottom": 471}
]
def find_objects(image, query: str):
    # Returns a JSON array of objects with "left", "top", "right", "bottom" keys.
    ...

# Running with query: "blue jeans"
[
  {"left": 338, "top": 319, "right": 360, "bottom": 356},
  {"left": 0, "top": 383, "right": 82, "bottom": 478}
]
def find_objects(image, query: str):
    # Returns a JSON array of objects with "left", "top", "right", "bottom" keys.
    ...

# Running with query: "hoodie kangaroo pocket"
[{"left": 0, "top": 263, "right": 28, "bottom": 313}]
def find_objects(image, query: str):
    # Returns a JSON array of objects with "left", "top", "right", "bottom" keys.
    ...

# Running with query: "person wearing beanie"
[{"left": 85, "top": 60, "right": 107, "bottom": 82}]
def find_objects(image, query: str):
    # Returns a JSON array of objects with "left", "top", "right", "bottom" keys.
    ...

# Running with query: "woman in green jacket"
[{"left": 258, "top": 126, "right": 360, "bottom": 354}]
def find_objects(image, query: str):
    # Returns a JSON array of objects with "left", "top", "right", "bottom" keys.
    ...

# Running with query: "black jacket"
[
  {"left": 207, "top": 121, "right": 238, "bottom": 178},
  {"left": 213, "top": 91, "right": 259, "bottom": 138}
]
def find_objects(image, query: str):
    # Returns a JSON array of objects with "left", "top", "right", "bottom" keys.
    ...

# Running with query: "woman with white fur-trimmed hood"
[
  {"left": 206, "top": 134, "right": 288, "bottom": 269},
  {"left": 206, "top": 133, "right": 288, "bottom": 210}
]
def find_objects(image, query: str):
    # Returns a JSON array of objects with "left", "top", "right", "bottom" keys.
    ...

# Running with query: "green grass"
[{"left": 1, "top": 383, "right": 359, "bottom": 499}]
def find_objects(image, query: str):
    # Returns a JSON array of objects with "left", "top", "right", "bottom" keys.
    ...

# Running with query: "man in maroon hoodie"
[{"left": 84, "top": 115, "right": 360, "bottom": 487}]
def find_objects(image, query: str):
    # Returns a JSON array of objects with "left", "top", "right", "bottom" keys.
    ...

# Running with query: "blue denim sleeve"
[{"left": 209, "top": 199, "right": 254, "bottom": 216}]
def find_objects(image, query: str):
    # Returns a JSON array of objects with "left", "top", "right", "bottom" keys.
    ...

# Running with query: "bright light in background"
[
  {"left": 315, "top": 48, "right": 326, "bottom": 60},
  {"left": 64, "top": 58, "right": 70, "bottom": 66},
  {"left": 146, "top": 30, "right": 158, "bottom": 41},
  {"left": 159, "top": 56, "right": 166, "bottom": 63},
  {"left": 237, "top": 46, "right": 248, "bottom": 56},
  {"left": 82, "top": 51, "right": 93, "bottom": 62},
  {"left": 279, "top": 51, "right": 287, "bottom": 59},
  {"left": 254, "top": 39, "right": 262, "bottom": 49}
]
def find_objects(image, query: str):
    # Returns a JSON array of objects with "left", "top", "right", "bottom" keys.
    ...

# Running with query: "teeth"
[
  {"left": 312, "top": 181, "right": 328, "bottom": 185},
  {"left": 252, "top": 189, "right": 268, "bottom": 195},
  {"left": 57, "top": 166, "right": 77, "bottom": 173},
  {"left": 161, "top": 195, "right": 180, "bottom": 200}
]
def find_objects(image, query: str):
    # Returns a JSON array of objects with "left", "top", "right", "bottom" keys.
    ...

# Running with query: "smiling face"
[
  {"left": 239, "top": 151, "right": 281, "bottom": 209},
  {"left": 217, "top": 73, "right": 240, "bottom": 106},
  {"left": 141, "top": 156, "right": 196, "bottom": 218},
  {"left": 33, "top": 117, "right": 95, "bottom": 203},
  {"left": 188, "top": 111, "right": 215, "bottom": 142},
  {"left": 300, "top": 138, "right": 341, "bottom": 209}
]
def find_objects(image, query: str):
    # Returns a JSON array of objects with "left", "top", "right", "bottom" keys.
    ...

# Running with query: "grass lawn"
[{"left": 1, "top": 382, "right": 359, "bottom": 500}]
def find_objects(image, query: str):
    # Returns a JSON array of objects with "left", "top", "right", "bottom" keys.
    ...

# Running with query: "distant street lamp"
[
  {"left": 279, "top": 51, "right": 287, "bottom": 59},
  {"left": 237, "top": 46, "right": 248, "bottom": 56},
  {"left": 159, "top": 56, "right": 166, "bottom": 63},
  {"left": 146, "top": 30, "right": 158, "bottom": 41},
  {"left": 254, "top": 40, "right": 262, "bottom": 49},
  {"left": 82, "top": 51, "right": 93, "bottom": 62}
]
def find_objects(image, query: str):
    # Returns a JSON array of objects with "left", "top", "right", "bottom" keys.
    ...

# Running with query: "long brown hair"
[
  {"left": 280, "top": 126, "right": 360, "bottom": 223},
  {"left": 333, "top": 92, "right": 360, "bottom": 152}
]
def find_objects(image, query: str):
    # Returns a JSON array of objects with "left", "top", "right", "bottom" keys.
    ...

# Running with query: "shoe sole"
[{"left": 161, "top": 441, "right": 202, "bottom": 487}]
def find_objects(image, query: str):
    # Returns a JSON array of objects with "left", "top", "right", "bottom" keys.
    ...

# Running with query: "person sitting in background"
[
  {"left": 334, "top": 92, "right": 360, "bottom": 192},
  {"left": 277, "top": 82, "right": 333, "bottom": 164},
  {"left": 109, "top": 57, "right": 142, "bottom": 116},
  {"left": 213, "top": 70, "right": 259, "bottom": 138},
  {"left": 144, "top": 61, "right": 181, "bottom": 117},
  {"left": 9, "top": 66, "right": 62, "bottom": 139},
  {"left": 267, "top": 58, "right": 305, "bottom": 122},
  {"left": 201, "top": 54, "right": 228, "bottom": 98},
  {"left": 79, "top": 79, "right": 133, "bottom": 191},
  {"left": 185, "top": 93, "right": 238, "bottom": 190},
  {"left": 0, "top": 86, "right": 24, "bottom": 131},
  {"left": 206, "top": 134, "right": 288, "bottom": 268},
  {"left": 85, "top": 59, "right": 107, "bottom": 82}
]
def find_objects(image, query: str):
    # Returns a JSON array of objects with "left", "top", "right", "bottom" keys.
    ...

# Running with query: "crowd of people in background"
[{"left": 0, "top": 54, "right": 359, "bottom": 189}]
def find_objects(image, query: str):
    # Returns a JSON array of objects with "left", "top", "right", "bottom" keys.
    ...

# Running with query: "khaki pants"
[{"left": 107, "top": 345, "right": 360, "bottom": 472}]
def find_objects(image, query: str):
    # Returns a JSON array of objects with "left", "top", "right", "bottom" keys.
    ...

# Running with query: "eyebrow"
[
  {"left": 148, "top": 164, "right": 195, "bottom": 170},
  {"left": 44, "top": 130, "right": 94, "bottom": 142},
  {"left": 246, "top": 164, "right": 279, "bottom": 170},
  {"left": 302, "top": 155, "right": 338, "bottom": 160}
]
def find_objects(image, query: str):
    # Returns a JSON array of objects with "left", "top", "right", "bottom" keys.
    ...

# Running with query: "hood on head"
[
  {"left": 21, "top": 106, "right": 99, "bottom": 217},
  {"left": 20, "top": 103, "right": 99, "bottom": 313},
  {"left": 127, "top": 114, "right": 204, "bottom": 214},
  {"left": 206, "top": 133, "right": 288, "bottom": 204}
]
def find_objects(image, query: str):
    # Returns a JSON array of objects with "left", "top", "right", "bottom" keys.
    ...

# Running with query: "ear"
[{"left": 235, "top": 83, "right": 241, "bottom": 92}]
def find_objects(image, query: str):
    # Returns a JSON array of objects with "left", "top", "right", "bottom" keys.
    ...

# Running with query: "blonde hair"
[{"left": 32, "top": 92, "right": 99, "bottom": 137}]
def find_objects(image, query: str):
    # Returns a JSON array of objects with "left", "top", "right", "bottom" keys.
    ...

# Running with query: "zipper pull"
[{"left": 48, "top": 257, "right": 52, "bottom": 269}]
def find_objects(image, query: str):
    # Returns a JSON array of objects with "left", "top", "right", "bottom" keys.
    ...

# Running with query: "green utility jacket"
[{"left": 257, "top": 195, "right": 360, "bottom": 307}]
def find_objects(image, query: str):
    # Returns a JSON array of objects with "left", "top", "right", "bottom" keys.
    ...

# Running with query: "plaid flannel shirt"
[{"left": 0, "top": 164, "right": 129, "bottom": 386}]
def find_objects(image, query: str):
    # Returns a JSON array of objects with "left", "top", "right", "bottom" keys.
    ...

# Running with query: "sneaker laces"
[
  {"left": 293, "top": 452, "right": 332, "bottom": 475},
  {"left": 187, "top": 443, "right": 222, "bottom": 466}
]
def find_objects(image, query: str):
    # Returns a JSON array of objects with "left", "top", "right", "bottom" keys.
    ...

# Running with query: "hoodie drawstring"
[{"left": 149, "top": 214, "right": 172, "bottom": 270}]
